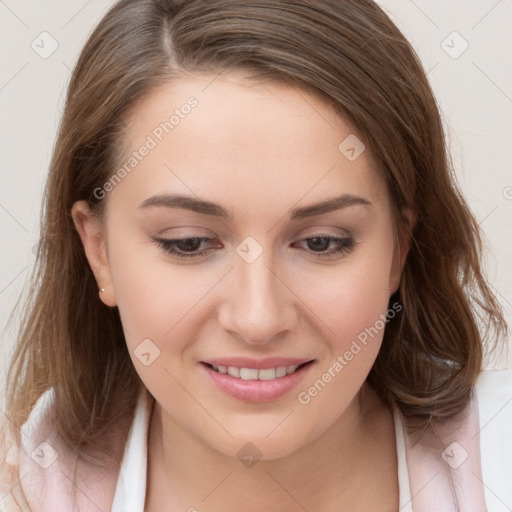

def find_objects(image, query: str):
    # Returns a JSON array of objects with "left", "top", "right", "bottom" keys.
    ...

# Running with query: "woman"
[{"left": 1, "top": 0, "right": 510, "bottom": 510}]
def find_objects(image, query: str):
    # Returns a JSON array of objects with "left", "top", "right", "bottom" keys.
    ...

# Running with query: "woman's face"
[{"left": 75, "top": 73, "right": 406, "bottom": 460}]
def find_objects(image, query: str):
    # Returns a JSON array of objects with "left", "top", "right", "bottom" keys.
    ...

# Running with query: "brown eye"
[
  {"left": 153, "top": 237, "right": 221, "bottom": 259},
  {"left": 174, "top": 238, "right": 203, "bottom": 252},
  {"left": 294, "top": 235, "right": 355, "bottom": 257},
  {"left": 306, "top": 236, "right": 332, "bottom": 252}
]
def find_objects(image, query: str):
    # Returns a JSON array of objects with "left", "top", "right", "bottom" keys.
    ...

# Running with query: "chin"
[{"left": 203, "top": 422, "right": 315, "bottom": 463}]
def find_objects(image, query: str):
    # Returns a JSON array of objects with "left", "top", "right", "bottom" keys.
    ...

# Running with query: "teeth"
[
  {"left": 210, "top": 364, "right": 301, "bottom": 380},
  {"left": 227, "top": 366, "right": 240, "bottom": 378},
  {"left": 276, "top": 366, "right": 287, "bottom": 378},
  {"left": 258, "top": 368, "right": 276, "bottom": 380},
  {"left": 240, "top": 368, "right": 259, "bottom": 380}
]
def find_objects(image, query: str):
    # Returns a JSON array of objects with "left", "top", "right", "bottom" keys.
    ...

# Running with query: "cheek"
[
  {"left": 291, "top": 250, "right": 397, "bottom": 437},
  {"left": 105, "top": 225, "right": 197, "bottom": 347},
  {"left": 106, "top": 227, "right": 228, "bottom": 368},
  {"left": 106, "top": 237, "right": 215, "bottom": 410},
  {"left": 296, "top": 241, "right": 395, "bottom": 352}
]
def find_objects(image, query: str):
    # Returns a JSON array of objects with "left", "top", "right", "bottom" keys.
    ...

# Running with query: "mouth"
[
  {"left": 202, "top": 361, "right": 313, "bottom": 381},
  {"left": 200, "top": 358, "right": 315, "bottom": 403}
]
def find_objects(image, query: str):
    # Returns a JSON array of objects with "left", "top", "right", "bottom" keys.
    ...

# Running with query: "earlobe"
[{"left": 71, "top": 200, "right": 117, "bottom": 307}]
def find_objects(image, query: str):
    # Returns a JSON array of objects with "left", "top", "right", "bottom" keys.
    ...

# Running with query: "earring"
[{"left": 100, "top": 288, "right": 105, "bottom": 293}]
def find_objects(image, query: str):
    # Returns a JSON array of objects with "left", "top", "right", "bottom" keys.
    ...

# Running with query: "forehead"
[{"left": 110, "top": 73, "right": 388, "bottom": 217}]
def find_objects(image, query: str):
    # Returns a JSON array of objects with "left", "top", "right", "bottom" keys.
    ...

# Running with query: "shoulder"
[
  {"left": 5, "top": 388, "right": 130, "bottom": 512},
  {"left": 474, "top": 369, "right": 512, "bottom": 511},
  {"left": 0, "top": 390, "right": 59, "bottom": 511},
  {"left": 398, "top": 369, "right": 512, "bottom": 511}
]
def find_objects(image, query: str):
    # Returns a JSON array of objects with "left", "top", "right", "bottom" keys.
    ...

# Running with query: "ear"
[
  {"left": 71, "top": 200, "right": 117, "bottom": 307},
  {"left": 389, "top": 207, "right": 416, "bottom": 296}
]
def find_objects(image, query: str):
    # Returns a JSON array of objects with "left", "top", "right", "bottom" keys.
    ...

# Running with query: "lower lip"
[{"left": 201, "top": 362, "right": 313, "bottom": 403}]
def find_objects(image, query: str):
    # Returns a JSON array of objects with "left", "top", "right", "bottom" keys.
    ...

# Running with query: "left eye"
[{"left": 293, "top": 235, "right": 355, "bottom": 256}]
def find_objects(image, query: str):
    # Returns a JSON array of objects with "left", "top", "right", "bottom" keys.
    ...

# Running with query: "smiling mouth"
[{"left": 202, "top": 361, "right": 314, "bottom": 381}]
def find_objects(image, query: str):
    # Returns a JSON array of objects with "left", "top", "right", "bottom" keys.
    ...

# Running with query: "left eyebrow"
[{"left": 289, "top": 194, "right": 372, "bottom": 220}]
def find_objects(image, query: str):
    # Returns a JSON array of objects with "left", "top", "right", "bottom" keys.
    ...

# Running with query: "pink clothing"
[{"left": 2, "top": 370, "right": 511, "bottom": 511}]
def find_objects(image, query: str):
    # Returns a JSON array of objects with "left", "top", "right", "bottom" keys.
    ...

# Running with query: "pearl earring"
[{"left": 100, "top": 288, "right": 105, "bottom": 293}]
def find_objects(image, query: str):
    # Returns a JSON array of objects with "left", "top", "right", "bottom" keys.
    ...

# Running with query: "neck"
[{"left": 145, "top": 382, "right": 397, "bottom": 512}]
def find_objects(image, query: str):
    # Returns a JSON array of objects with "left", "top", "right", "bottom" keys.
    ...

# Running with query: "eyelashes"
[
  {"left": 153, "top": 237, "right": 220, "bottom": 259},
  {"left": 153, "top": 234, "right": 355, "bottom": 260},
  {"left": 294, "top": 235, "right": 355, "bottom": 255}
]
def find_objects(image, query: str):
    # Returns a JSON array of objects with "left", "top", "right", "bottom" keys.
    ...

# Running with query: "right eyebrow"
[{"left": 137, "top": 194, "right": 232, "bottom": 220}]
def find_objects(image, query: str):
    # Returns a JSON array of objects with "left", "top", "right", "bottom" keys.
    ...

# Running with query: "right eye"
[{"left": 153, "top": 237, "right": 223, "bottom": 259}]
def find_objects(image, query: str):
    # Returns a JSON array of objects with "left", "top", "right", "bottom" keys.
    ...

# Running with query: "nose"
[{"left": 217, "top": 248, "right": 298, "bottom": 345}]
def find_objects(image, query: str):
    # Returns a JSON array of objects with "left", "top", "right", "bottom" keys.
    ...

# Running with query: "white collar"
[{"left": 111, "top": 387, "right": 153, "bottom": 512}]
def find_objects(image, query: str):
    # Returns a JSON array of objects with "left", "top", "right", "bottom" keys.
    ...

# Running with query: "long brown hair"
[{"left": 3, "top": 0, "right": 507, "bottom": 473}]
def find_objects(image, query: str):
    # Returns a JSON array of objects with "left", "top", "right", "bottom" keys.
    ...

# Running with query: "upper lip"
[{"left": 201, "top": 357, "right": 315, "bottom": 370}]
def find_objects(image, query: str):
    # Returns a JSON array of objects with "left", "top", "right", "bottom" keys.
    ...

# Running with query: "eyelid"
[
  {"left": 156, "top": 226, "right": 216, "bottom": 238},
  {"left": 296, "top": 225, "right": 352, "bottom": 238}
]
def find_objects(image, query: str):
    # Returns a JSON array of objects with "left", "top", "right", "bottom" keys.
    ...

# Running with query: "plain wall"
[{"left": 1, "top": 1, "right": 511, "bottom": 410}]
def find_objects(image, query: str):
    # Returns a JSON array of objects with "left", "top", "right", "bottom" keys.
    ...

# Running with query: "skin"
[{"left": 72, "top": 72, "right": 411, "bottom": 511}]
